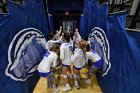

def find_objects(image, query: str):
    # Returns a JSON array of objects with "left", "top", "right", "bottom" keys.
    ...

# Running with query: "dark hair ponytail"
[{"left": 63, "top": 33, "right": 71, "bottom": 42}]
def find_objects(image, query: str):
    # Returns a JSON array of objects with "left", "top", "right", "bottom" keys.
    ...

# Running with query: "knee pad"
[
  {"left": 62, "top": 75, "right": 67, "bottom": 78},
  {"left": 73, "top": 74, "right": 77, "bottom": 78}
]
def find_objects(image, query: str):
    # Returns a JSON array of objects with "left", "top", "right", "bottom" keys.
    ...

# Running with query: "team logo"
[
  {"left": 5, "top": 28, "right": 46, "bottom": 81},
  {"left": 88, "top": 27, "right": 111, "bottom": 76}
]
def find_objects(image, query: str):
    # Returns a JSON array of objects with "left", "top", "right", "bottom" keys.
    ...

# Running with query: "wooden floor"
[{"left": 33, "top": 68, "right": 102, "bottom": 93}]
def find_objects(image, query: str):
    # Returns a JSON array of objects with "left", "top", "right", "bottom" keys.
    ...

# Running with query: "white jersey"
[
  {"left": 86, "top": 50, "right": 101, "bottom": 63},
  {"left": 60, "top": 42, "right": 73, "bottom": 66},
  {"left": 71, "top": 48, "right": 86, "bottom": 68},
  {"left": 45, "top": 37, "right": 63, "bottom": 50},
  {"left": 37, "top": 51, "right": 58, "bottom": 73}
]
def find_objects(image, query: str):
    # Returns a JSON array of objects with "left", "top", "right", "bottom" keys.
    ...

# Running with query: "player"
[
  {"left": 60, "top": 33, "right": 73, "bottom": 92},
  {"left": 71, "top": 39, "right": 87, "bottom": 89},
  {"left": 85, "top": 43, "right": 103, "bottom": 84},
  {"left": 37, "top": 44, "right": 60, "bottom": 93},
  {"left": 73, "top": 29, "right": 82, "bottom": 49}
]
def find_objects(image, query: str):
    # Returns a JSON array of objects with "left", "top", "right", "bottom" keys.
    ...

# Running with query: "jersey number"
[
  {"left": 45, "top": 51, "right": 50, "bottom": 57},
  {"left": 69, "top": 46, "right": 72, "bottom": 51}
]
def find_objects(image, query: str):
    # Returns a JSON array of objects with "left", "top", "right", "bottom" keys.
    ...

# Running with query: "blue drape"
[
  {"left": 81, "top": 0, "right": 140, "bottom": 93},
  {"left": 94, "top": 12, "right": 140, "bottom": 93},
  {"left": 25, "top": 0, "right": 49, "bottom": 39},
  {"left": 80, "top": 0, "right": 99, "bottom": 38},
  {"left": 80, "top": 14, "right": 84, "bottom": 33},
  {"left": 0, "top": 0, "right": 48, "bottom": 93},
  {"left": 98, "top": 3, "right": 108, "bottom": 32},
  {"left": 48, "top": 13, "right": 54, "bottom": 32}
]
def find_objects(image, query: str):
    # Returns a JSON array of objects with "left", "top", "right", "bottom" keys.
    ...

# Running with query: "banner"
[{"left": 0, "top": 0, "right": 48, "bottom": 93}]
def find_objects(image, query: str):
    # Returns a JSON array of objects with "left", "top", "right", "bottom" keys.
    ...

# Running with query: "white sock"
[
  {"left": 75, "top": 80, "right": 78, "bottom": 85},
  {"left": 66, "top": 83, "right": 70, "bottom": 87},
  {"left": 87, "top": 79, "right": 91, "bottom": 82}
]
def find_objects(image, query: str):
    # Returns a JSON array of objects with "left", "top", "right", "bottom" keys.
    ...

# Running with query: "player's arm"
[
  {"left": 75, "top": 29, "right": 81, "bottom": 42},
  {"left": 51, "top": 54, "right": 58, "bottom": 73},
  {"left": 50, "top": 33, "right": 64, "bottom": 43},
  {"left": 45, "top": 41, "right": 49, "bottom": 50},
  {"left": 85, "top": 53, "right": 89, "bottom": 64},
  {"left": 54, "top": 26, "right": 62, "bottom": 37},
  {"left": 58, "top": 26, "right": 62, "bottom": 35}
]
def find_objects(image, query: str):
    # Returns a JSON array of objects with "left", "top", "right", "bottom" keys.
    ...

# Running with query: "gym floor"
[{"left": 33, "top": 68, "right": 102, "bottom": 93}]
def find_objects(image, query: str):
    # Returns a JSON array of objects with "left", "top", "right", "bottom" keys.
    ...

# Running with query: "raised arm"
[{"left": 55, "top": 26, "right": 62, "bottom": 37}]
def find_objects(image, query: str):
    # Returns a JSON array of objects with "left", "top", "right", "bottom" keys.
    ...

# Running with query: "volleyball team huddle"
[{"left": 37, "top": 26, "right": 103, "bottom": 93}]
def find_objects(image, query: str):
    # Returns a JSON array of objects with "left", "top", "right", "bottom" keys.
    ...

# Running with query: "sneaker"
[
  {"left": 75, "top": 81, "right": 80, "bottom": 89},
  {"left": 62, "top": 85, "right": 71, "bottom": 92},
  {"left": 53, "top": 86, "right": 60, "bottom": 93},
  {"left": 85, "top": 79, "right": 92, "bottom": 85},
  {"left": 75, "top": 85, "right": 80, "bottom": 89}
]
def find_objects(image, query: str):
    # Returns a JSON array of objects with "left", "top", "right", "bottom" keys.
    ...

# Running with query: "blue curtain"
[
  {"left": 80, "top": 14, "right": 84, "bottom": 33},
  {"left": 89, "top": 0, "right": 99, "bottom": 30},
  {"left": 0, "top": 0, "right": 48, "bottom": 93},
  {"left": 48, "top": 13, "right": 54, "bottom": 32},
  {"left": 94, "top": 11, "right": 140, "bottom": 93},
  {"left": 25, "top": 0, "right": 49, "bottom": 39},
  {"left": 98, "top": 2, "right": 108, "bottom": 32},
  {"left": 82, "top": 0, "right": 140, "bottom": 93},
  {"left": 80, "top": 0, "right": 99, "bottom": 39}
]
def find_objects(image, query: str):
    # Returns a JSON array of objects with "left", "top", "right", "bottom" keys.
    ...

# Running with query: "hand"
[
  {"left": 60, "top": 26, "right": 62, "bottom": 30},
  {"left": 75, "top": 28, "right": 78, "bottom": 32},
  {"left": 61, "top": 33, "right": 64, "bottom": 36},
  {"left": 56, "top": 30, "right": 59, "bottom": 34},
  {"left": 74, "top": 31, "right": 78, "bottom": 38}
]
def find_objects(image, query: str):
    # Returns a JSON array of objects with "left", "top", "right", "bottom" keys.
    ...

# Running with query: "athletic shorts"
[
  {"left": 62, "top": 63, "right": 70, "bottom": 67},
  {"left": 73, "top": 65, "right": 83, "bottom": 70},
  {"left": 93, "top": 59, "right": 103, "bottom": 69},
  {"left": 37, "top": 70, "right": 51, "bottom": 77}
]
